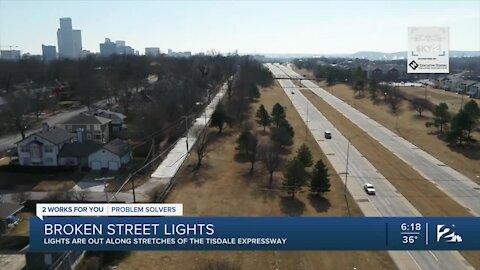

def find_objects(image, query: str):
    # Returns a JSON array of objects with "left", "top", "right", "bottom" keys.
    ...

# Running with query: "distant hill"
[{"left": 349, "top": 51, "right": 480, "bottom": 60}]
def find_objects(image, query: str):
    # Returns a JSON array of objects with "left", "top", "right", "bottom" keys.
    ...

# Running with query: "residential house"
[
  {"left": 467, "top": 82, "right": 480, "bottom": 99},
  {"left": 442, "top": 73, "right": 464, "bottom": 91},
  {"left": 88, "top": 109, "right": 126, "bottom": 132},
  {"left": 386, "top": 68, "right": 399, "bottom": 81},
  {"left": 456, "top": 80, "right": 477, "bottom": 93},
  {"left": 58, "top": 142, "right": 103, "bottom": 168},
  {"left": 433, "top": 77, "right": 449, "bottom": 89},
  {"left": 88, "top": 138, "right": 131, "bottom": 171},
  {"left": 59, "top": 113, "right": 111, "bottom": 143},
  {"left": 369, "top": 67, "right": 383, "bottom": 80},
  {"left": 17, "top": 126, "right": 75, "bottom": 166}
]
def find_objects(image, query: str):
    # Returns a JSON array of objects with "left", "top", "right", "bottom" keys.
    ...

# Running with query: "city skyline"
[{"left": 0, "top": 0, "right": 479, "bottom": 55}]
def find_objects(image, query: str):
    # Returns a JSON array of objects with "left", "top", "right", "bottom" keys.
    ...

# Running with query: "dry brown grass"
[
  {"left": 116, "top": 82, "right": 396, "bottom": 270},
  {"left": 302, "top": 89, "right": 480, "bottom": 268},
  {"left": 33, "top": 180, "right": 77, "bottom": 191},
  {"left": 318, "top": 82, "right": 480, "bottom": 184},
  {"left": 399, "top": 86, "right": 476, "bottom": 113}
]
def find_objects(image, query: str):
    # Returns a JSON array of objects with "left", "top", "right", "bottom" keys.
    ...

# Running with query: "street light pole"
[
  {"left": 344, "top": 139, "right": 350, "bottom": 197},
  {"left": 306, "top": 101, "right": 309, "bottom": 123},
  {"left": 395, "top": 112, "right": 399, "bottom": 130}
]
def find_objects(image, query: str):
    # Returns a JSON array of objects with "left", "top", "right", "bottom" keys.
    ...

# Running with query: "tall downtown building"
[{"left": 57, "top": 17, "right": 82, "bottom": 59}]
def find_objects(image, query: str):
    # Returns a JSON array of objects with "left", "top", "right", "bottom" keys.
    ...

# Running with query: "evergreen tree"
[
  {"left": 256, "top": 104, "right": 271, "bottom": 131},
  {"left": 310, "top": 160, "right": 330, "bottom": 195},
  {"left": 211, "top": 104, "right": 231, "bottom": 134},
  {"left": 426, "top": 102, "right": 450, "bottom": 133},
  {"left": 271, "top": 103, "right": 286, "bottom": 126},
  {"left": 296, "top": 143, "right": 313, "bottom": 167},
  {"left": 248, "top": 83, "right": 260, "bottom": 100},
  {"left": 284, "top": 158, "right": 308, "bottom": 198}
]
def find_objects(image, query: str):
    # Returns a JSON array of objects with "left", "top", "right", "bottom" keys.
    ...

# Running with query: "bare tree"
[
  {"left": 29, "top": 92, "right": 48, "bottom": 121},
  {"left": 410, "top": 97, "right": 432, "bottom": 117},
  {"left": 261, "top": 144, "right": 283, "bottom": 186},
  {"left": 194, "top": 128, "right": 210, "bottom": 169},
  {"left": 5, "top": 91, "right": 31, "bottom": 139},
  {"left": 247, "top": 133, "right": 259, "bottom": 173},
  {"left": 387, "top": 86, "right": 402, "bottom": 113}
]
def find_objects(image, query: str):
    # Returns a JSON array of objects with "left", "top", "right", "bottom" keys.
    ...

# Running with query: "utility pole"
[
  {"left": 460, "top": 93, "right": 465, "bottom": 111},
  {"left": 130, "top": 174, "right": 136, "bottom": 203},
  {"left": 306, "top": 101, "right": 309, "bottom": 137},
  {"left": 204, "top": 108, "right": 208, "bottom": 127},
  {"left": 182, "top": 116, "right": 190, "bottom": 152},
  {"left": 395, "top": 112, "right": 399, "bottom": 130}
]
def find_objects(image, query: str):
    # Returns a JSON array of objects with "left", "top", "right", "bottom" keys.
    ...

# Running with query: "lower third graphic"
[{"left": 437, "top": 224, "right": 463, "bottom": 243}]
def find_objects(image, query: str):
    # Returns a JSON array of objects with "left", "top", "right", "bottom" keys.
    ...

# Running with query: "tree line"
[
  {"left": 192, "top": 59, "right": 274, "bottom": 169},
  {"left": 235, "top": 102, "right": 330, "bottom": 198},
  {"left": 0, "top": 55, "right": 264, "bottom": 148},
  {"left": 426, "top": 100, "right": 480, "bottom": 145}
]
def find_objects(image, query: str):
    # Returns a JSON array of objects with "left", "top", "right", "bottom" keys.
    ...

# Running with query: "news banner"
[{"left": 29, "top": 203, "right": 480, "bottom": 251}]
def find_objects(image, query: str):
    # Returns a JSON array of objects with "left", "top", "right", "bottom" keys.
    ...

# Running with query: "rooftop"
[
  {"left": 102, "top": 138, "right": 130, "bottom": 156},
  {"left": 58, "top": 142, "right": 103, "bottom": 157},
  {"left": 88, "top": 109, "right": 126, "bottom": 121},
  {"left": 20, "top": 127, "right": 75, "bottom": 145},
  {"left": 61, "top": 113, "right": 111, "bottom": 125}
]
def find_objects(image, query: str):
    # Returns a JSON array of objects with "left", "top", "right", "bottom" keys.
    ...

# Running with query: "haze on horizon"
[{"left": 0, "top": 0, "right": 478, "bottom": 55}]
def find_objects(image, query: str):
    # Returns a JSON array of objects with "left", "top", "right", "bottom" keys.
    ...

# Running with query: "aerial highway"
[
  {"left": 266, "top": 63, "right": 474, "bottom": 270},
  {"left": 276, "top": 64, "right": 480, "bottom": 217}
]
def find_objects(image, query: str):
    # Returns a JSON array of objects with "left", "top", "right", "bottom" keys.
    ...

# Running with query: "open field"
[
  {"left": 301, "top": 89, "right": 480, "bottom": 268},
  {"left": 316, "top": 82, "right": 480, "bottom": 184},
  {"left": 116, "top": 82, "right": 396, "bottom": 270},
  {"left": 398, "top": 86, "right": 475, "bottom": 113}
]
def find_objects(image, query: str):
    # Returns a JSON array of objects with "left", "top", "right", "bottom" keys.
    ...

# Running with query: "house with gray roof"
[
  {"left": 457, "top": 80, "right": 477, "bottom": 93},
  {"left": 467, "top": 82, "right": 480, "bottom": 99},
  {"left": 88, "top": 138, "right": 131, "bottom": 171},
  {"left": 16, "top": 126, "right": 75, "bottom": 166},
  {"left": 58, "top": 113, "right": 112, "bottom": 143},
  {"left": 86, "top": 109, "right": 126, "bottom": 132},
  {"left": 58, "top": 142, "right": 103, "bottom": 168}
]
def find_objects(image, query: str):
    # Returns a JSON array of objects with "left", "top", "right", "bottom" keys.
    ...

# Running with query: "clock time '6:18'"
[{"left": 401, "top": 222, "right": 421, "bottom": 231}]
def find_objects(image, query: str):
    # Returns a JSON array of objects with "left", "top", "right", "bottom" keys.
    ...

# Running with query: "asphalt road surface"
[{"left": 266, "top": 63, "right": 474, "bottom": 270}]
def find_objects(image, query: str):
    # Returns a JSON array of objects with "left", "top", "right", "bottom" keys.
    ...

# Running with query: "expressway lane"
[{"left": 266, "top": 63, "right": 474, "bottom": 270}]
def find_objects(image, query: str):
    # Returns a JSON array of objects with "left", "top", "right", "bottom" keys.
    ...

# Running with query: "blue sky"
[{"left": 0, "top": 0, "right": 479, "bottom": 55}]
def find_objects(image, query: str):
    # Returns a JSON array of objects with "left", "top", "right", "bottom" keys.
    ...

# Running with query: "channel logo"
[{"left": 436, "top": 224, "right": 463, "bottom": 243}]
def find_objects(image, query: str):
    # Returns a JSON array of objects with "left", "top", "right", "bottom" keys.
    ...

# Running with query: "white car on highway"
[{"left": 364, "top": 183, "right": 376, "bottom": 195}]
